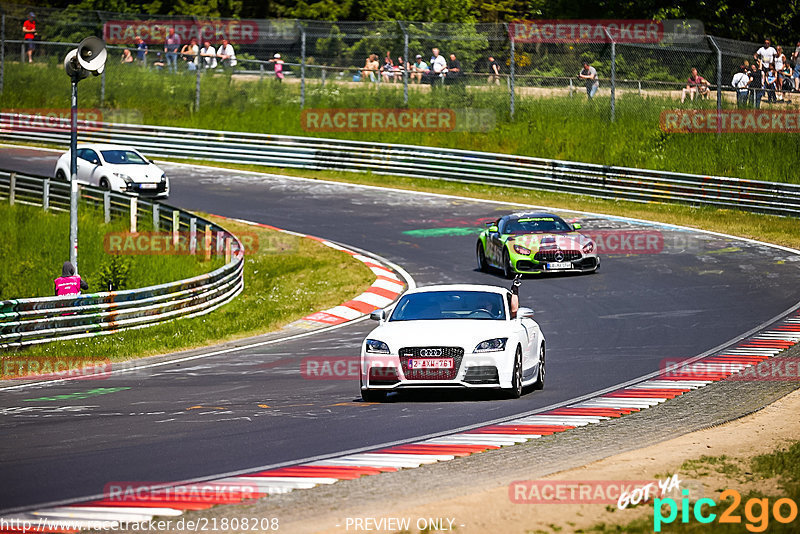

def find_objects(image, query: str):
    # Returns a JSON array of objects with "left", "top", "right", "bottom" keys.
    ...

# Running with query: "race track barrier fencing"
[{"left": 0, "top": 168, "right": 244, "bottom": 349}]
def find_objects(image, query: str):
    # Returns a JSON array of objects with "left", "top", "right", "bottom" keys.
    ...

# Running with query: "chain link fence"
[{"left": 0, "top": 3, "right": 797, "bottom": 124}]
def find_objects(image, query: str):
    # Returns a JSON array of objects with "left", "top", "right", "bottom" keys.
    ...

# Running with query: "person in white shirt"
[
  {"left": 754, "top": 39, "right": 777, "bottom": 72},
  {"left": 731, "top": 64, "right": 750, "bottom": 108},
  {"left": 200, "top": 41, "right": 217, "bottom": 69},
  {"left": 430, "top": 47, "right": 447, "bottom": 87},
  {"left": 217, "top": 39, "right": 237, "bottom": 70}
]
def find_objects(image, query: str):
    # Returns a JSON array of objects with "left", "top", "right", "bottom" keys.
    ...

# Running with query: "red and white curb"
[
  {"left": 2, "top": 311, "right": 798, "bottom": 532},
  {"left": 225, "top": 218, "right": 408, "bottom": 327}
]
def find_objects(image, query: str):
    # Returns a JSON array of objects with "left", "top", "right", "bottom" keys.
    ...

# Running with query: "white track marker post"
[
  {"left": 225, "top": 237, "right": 231, "bottom": 263},
  {"left": 204, "top": 224, "right": 212, "bottom": 261},
  {"left": 129, "top": 197, "right": 137, "bottom": 233},
  {"left": 43, "top": 178, "right": 50, "bottom": 211},
  {"left": 172, "top": 210, "right": 180, "bottom": 246},
  {"left": 103, "top": 190, "right": 110, "bottom": 223},
  {"left": 152, "top": 203, "right": 160, "bottom": 231},
  {"left": 8, "top": 172, "right": 15, "bottom": 205},
  {"left": 189, "top": 217, "right": 197, "bottom": 255}
]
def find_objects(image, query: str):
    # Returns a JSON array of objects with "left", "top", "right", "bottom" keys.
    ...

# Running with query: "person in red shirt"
[
  {"left": 22, "top": 12, "right": 36, "bottom": 64},
  {"left": 54, "top": 261, "right": 88, "bottom": 296}
]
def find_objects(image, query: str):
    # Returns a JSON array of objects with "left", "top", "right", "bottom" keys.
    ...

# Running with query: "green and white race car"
[{"left": 476, "top": 212, "right": 599, "bottom": 277}]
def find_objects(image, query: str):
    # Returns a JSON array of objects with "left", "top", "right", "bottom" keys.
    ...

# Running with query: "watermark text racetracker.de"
[
  {"left": 1, "top": 108, "right": 102, "bottom": 132},
  {"left": 508, "top": 19, "right": 704, "bottom": 43},
  {"left": 1, "top": 357, "right": 112, "bottom": 380},
  {"left": 103, "top": 231, "right": 294, "bottom": 255},
  {"left": 662, "top": 358, "right": 800, "bottom": 382},
  {"left": 0, "top": 517, "right": 280, "bottom": 532},
  {"left": 301, "top": 108, "right": 496, "bottom": 133},
  {"left": 661, "top": 109, "right": 800, "bottom": 133}
]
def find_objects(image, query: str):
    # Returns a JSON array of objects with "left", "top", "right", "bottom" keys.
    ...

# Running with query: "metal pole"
[
  {"left": 605, "top": 28, "right": 616, "bottom": 123},
  {"left": 195, "top": 58, "right": 201, "bottom": 110},
  {"left": 507, "top": 23, "right": 515, "bottom": 120},
  {"left": 69, "top": 79, "right": 79, "bottom": 272},
  {"left": 1, "top": 14, "right": 5, "bottom": 95},
  {"left": 8, "top": 172, "right": 15, "bottom": 205},
  {"left": 43, "top": 178, "right": 50, "bottom": 211},
  {"left": 297, "top": 22, "right": 306, "bottom": 109},
  {"left": 708, "top": 36, "right": 723, "bottom": 136},
  {"left": 100, "top": 69, "right": 106, "bottom": 107},
  {"left": 400, "top": 21, "right": 409, "bottom": 106}
]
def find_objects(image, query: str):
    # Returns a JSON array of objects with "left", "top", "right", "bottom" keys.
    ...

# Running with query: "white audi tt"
[
  {"left": 54, "top": 143, "right": 169, "bottom": 199},
  {"left": 360, "top": 284, "right": 545, "bottom": 401}
]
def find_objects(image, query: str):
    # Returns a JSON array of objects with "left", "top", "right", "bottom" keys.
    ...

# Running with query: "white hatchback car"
[
  {"left": 360, "top": 284, "right": 545, "bottom": 401},
  {"left": 54, "top": 144, "right": 169, "bottom": 199}
]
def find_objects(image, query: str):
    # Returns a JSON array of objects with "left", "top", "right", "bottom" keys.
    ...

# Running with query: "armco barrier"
[
  {"left": 0, "top": 169, "right": 244, "bottom": 349},
  {"left": 0, "top": 114, "right": 798, "bottom": 217}
]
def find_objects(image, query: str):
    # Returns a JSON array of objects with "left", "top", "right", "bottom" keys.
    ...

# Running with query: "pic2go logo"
[{"left": 654, "top": 489, "right": 798, "bottom": 532}]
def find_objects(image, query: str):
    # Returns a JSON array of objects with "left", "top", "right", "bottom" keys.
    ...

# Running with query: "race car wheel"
[
  {"left": 505, "top": 346, "right": 523, "bottom": 399},
  {"left": 99, "top": 177, "right": 111, "bottom": 191},
  {"left": 533, "top": 343, "right": 545, "bottom": 390},
  {"left": 502, "top": 249, "right": 514, "bottom": 279},
  {"left": 55, "top": 169, "right": 67, "bottom": 182},
  {"left": 476, "top": 242, "right": 489, "bottom": 272},
  {"left": 360, "top": 377, "right": 386, "bottom": 402}
]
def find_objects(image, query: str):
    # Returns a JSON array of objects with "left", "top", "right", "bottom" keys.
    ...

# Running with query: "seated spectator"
[
  {"left": 362, "top": 54, "right": 379, "bottom": 83},
  {"left": 120, "top": 48, "right": 134, "bottom": 64},
  {"left": 152, "top": 51, "right": 165, "bottom": 71},
  {"left": 410, "top": 54, "right": 429, "bottom": 84},
  {"left": 181, "top": 38, "right": 199, "bottom": 71},
  {"left": 681, "top": 68, "right": 709, "bottom": 103},
  {"left": 200, "top": 41, "right": 217, "bottom": 69},
  {"left": 380, "top": 55, "right": 394, "bottom": 83},
  {"left": 392, "top": 56, "right": 405, "bottom": 82},
  {"left": 216, "top": 39, "right": 237, "bottom": 70},
  {"left": 445, "top": 53, "right": 464, "bottom": 85}
]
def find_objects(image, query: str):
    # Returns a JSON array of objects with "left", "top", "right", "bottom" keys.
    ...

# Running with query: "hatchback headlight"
[
  {"left": 365, "top": 339, "right": 390, "bottom": 354},
  {"left": 113, "top": 172, "right": 134, "bottom": 186},
  {"left": 474, "top": 338, "right": 508, "bottom": 353},
  {"left": 513, "top": 244, "right": 531, "bottom": 255}
]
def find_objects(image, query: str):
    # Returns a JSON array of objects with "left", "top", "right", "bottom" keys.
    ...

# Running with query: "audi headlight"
[
  {"left": 365, "top": 339, "right": 390, "bottom": 354},
  {"left": 513, "top": 244, "right": 531, "bottom": 255},
  {"left": 583, "top": 241, "right": 594, "bottom": 254},
  {"left": 474, "top": 338, "right": 508, "bottom": 353}
]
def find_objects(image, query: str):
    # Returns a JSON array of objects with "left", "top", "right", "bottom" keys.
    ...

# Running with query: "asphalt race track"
[{"left": 2, "top": 146, "right": 800, "bottom": 512}]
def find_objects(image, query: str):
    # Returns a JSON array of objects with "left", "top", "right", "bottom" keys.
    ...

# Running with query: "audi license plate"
[
  {"left": 409, "top": 358, "right": 454, "bottom": 369},
  {"left": 547, "top": 262, "right": 572, "bottom": 270}
]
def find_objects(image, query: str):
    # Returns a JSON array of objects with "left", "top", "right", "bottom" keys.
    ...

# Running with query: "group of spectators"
[
  {"left": 677, "top": 38, "right": 800, "bottom": 108},
  {"left": 120, "top": 30, "right": 242, "bottom": 74},
  {"left": 360, "top": 48, "right": 502, "bottom": 86}
]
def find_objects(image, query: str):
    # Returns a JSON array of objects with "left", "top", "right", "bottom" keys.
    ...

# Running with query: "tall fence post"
[
  {"left": 204, "top": 224, "right": 212, "bottom": 261},
  {"left": 103, "top": 190, "right": 110, "bottom": 223},
  {"left": 224, "top": 237, "right": 232, "bottom": 263},
  {"left": 398, "top": 21, "right": 409, "bottom": 106},
  {"left": 297, "top": 22, "right": 306, "bottom": 109},
  {"left": 507, "top": 23, "right": 515, "bottom": 120},
  {"left": 152, "top": 203, "right": 160, "bottom": 231},
  {"left": 708, "top": 36, "right": 723, "bottom": 136},
  {"left": 100, "top": 69, "right": 105, "bottom": 107},
  {"left": 172, "top": 209, "right": 180, "bottom": 246},
  {"left": 321, "top": 66, "right": 326, "bottom": 86},
  {"left": 8, "top": 171, "right": 15, "bottom": 205},
  {"left": 43, "top": 178, "right": 50, "bottom": 211},
  {"left": 195, "top": 59, "right": 201, "bottom": 110},
  {"left": 1, "top": 13, "right": 5, "bottom": 95},
  {"left": 605, "top": 27, "right": 616, "bottom": 123},
  {"left": 130, "top": 197, "right": 138, "bottom": 233}
]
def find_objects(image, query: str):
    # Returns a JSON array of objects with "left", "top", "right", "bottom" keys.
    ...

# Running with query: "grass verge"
[
  {"left": 2, "top": 215, "right": 374, "bottom": 363},
  {"left": 3, "top": 62, "right": 800, "bottom": 183}
]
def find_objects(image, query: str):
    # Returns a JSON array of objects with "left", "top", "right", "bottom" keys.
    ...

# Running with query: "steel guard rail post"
[
  {"left": 0, "top": 168, "right": 245, "bottom": 349},
  {"left": 0, "top": 114, "right": 798, "bottom": 219}
]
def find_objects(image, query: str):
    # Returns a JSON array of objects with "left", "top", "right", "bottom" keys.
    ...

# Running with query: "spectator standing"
[
  {"left": 181, "top": 38, "right": 199, "bottom": 71},
  {"left": 217, "top": 39, "right": 237, "bottom": 70},
  {"left": 488, "top": 56, "right": 500, "bottom": 85},
  {"left": 754, "top": 39, "right": 776, "bottom": 72},
  {"left": 200, "top": 41, "right": 217, "bottom": 69},
  {"left": 792, "top": 41, "right": 800, "bottom": 92},
  {"left": 134, "top": 36, "right": 148, "bottom": 64},
  {"left": 732, "top": 65, "right": 750, "bottom": 108},
  {"left": 410, "top": 54, "right": 428, "bottom": 84},
  {"left": 22, "top": 12, "right": 36, "bottom": 64},
  {"left": 54, "top": 261, "right": 88, "bottom": 296},
  {"left": 681, "top": 68, "right": 709, "bottom": 103},
  {"left": 430, "top": 47, "right": 447, "bottom": 87},
  {"left": 120, "top": 48, "right": 134, "bottom": 64},
  {"left": 164, "top": 28, "right": 180, "bottom": 73},
  {"left": 269, "top": 53, "right": 285, "bottom": 81},
  {"left": 765, "top": 66, "right": 778, "bottom": 103},
  {"left": 578, "top": 61, "right": 599, "bottom": 99},
  {"left": 748, "top": 63, "right": 764, "bottom": 108},
  {"left": 775, "top": 46, "right": 786, "bottom": 100}
]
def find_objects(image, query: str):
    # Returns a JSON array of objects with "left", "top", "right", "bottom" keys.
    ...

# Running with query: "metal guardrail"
[
  {"left": 0, "top": 169, "right": 244, "bottom": 349},
  {"left": 0, "top": 113, "right": 798, "bottom": 217}
]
